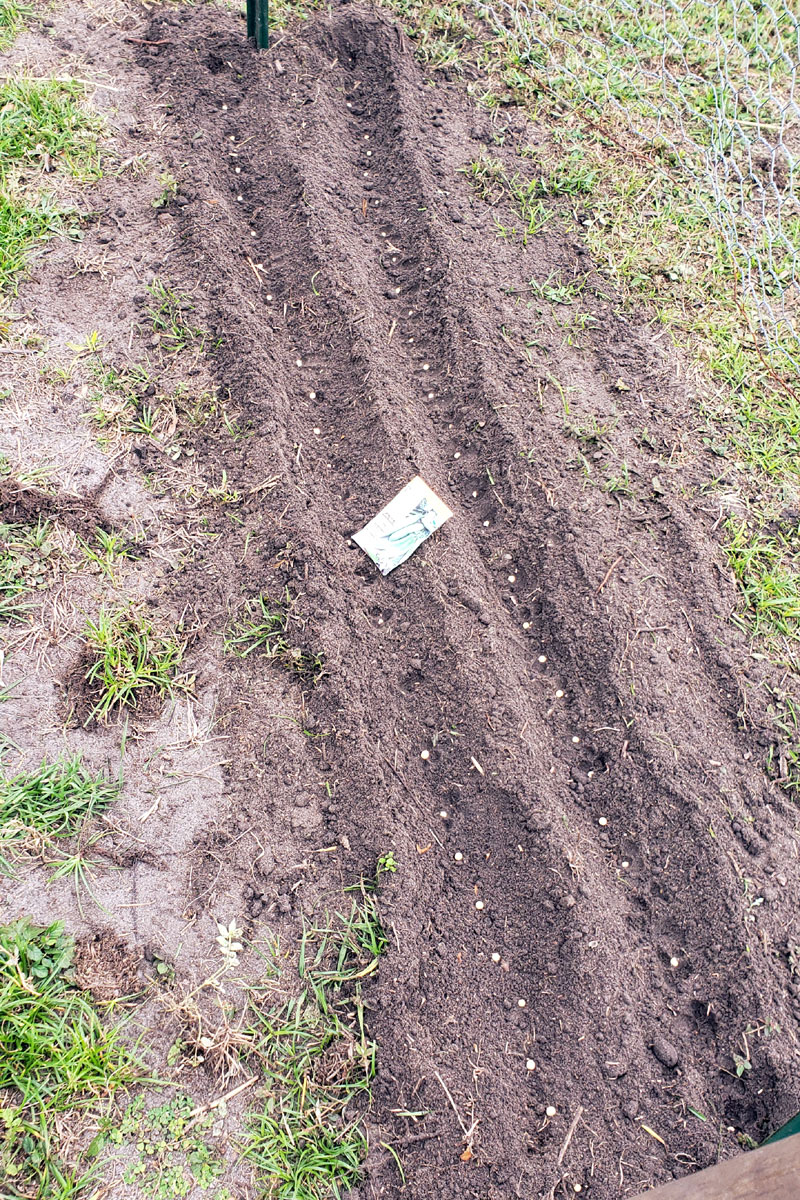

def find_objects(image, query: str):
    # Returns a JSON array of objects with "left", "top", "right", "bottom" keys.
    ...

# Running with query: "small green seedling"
[
  {"left": 146, "top": 280, "right": 206, "bottom": 354},
  {"left": 224, "top": 592, "right": 323, "bottom": 681}
]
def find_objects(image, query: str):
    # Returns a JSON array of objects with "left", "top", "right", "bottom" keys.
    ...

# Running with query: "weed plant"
[
  {"left": 146, "top": 280, "right": 207, "bottom": 354},
  {"left": 84, "top": 605, "right": 192, "bottom": 721},
  {"left": 0, "top": 918, "right": 140, "bottom": 1194},
  {"left": 0, "top": 517, "right": 54, "bottom": 620}
]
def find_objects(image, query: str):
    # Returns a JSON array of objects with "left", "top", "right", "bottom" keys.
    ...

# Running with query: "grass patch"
[
  {"left": 85, "top": 359, "right": 237, "bottom": 455},
  {"left": 0, "top": 754, "right": 121, "bottom": 889},
  {"left": 0, "top": 753, "right": 119, "bottom": 843},
  {"left": 768, "top": 690, "right": 800, "bottom": 797},
  {"left": 0, "top": 185, "right": 67, "bottom": 292},
  {"left": 244, "top": 876, "right": 390, "bottom": 1199},
  {"left": 0, "top": 75, "right": 105, "bottom": 292},
  {"left": 0, "top": 917, "right": 141, "bottom": 1195},
  {"left": 84, "top": 604, "right": 193, "bottom": 721},
  {"left": 463, "top": 152, "right": 552, "bottom": 243},
  {"left": 0, "top": 76, "right": 104, "bottom": 180},
  {"left": 725, "top": 515, "right": 800, "bottom": 647},
  {"left": 0, "top": 0, "right": 34, "bottom": 51}
]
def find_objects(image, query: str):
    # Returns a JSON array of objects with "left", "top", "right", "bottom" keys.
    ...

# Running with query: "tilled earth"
[{"left": 4, "top": 2, "right": 800, "bottom": 1197}]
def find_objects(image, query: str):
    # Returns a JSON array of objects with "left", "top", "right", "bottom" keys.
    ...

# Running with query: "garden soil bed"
[{"left": 4, "top": 1, "right": 800, "bottom": 1197}]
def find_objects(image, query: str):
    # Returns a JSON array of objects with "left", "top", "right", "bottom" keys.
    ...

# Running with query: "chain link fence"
[{"left": 474, "top": 0, "right": 800, "bottom": 373}]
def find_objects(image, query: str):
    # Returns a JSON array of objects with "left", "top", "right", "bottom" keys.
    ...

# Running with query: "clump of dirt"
[
  {"left": 72, "top": 930, "right": 142, "bottom": 1001},
  {"left": 0, "top": 478, "right": 105, "bottom": 537}
]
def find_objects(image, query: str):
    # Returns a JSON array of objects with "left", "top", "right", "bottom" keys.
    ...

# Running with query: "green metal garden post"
[{"left": 246, "top": 0, "right": 268, "bottom": 48}]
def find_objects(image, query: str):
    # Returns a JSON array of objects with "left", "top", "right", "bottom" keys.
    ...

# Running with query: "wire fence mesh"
[{"left": 473, "top": 0, "right": 800, "bottom": 373}]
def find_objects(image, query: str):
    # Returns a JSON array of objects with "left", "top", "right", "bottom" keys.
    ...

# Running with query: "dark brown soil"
[
  {"left": 117, "top": 5, "right": 800, "bottom": 1195},
  {"left": 6, "top": 1, "right": 800, "bottom": 1196}
]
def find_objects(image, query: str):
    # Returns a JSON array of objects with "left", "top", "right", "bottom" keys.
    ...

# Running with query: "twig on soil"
[
  {"left": 248, "top": 475, "right": 280, "bottom": 495},
  {"left": 184, "top": 1076, "right": 258, "bottom": 1131},
  {"left": 380, "top": 751, "right": 424, "bottom": 814},
  {"left": 124, "top": 37, "right": 171, "bottom": 45},
  {"left": 595, "top": 556, "right": 623, "bottom": 593},
  {"left": 556, "top": 1105, "right": 584, "bottom": 1167},
  {"left": 544, "top": 1105, "right": 585, "bottom": 1200},
  {"left": 434, "top": 1070, "right": 478, "bottom": 1154}
]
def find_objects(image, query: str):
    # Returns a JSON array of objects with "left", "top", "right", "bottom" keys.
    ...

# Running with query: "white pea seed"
[
  {"left": 472, "top": 491, "right": 478, "bottom": 498},
  {"left": 523, "top": 622, "right": 531, "bottom": 630},
  {"left": 518, "top": 998, "right": 526, "bottom": 1008},
  {"left": 572, "top": 736, "right": 580, "bottom": 744},
  {"left": 454, "top": 452, "right": 461, "bottom": 460},
  {"left": 250, "top": 230, "right": 256, "bottom": 236},
  {"left": 364, "top": 134, "right": 370, "bottom": 140},
  {"left": 428, "top": 392, "right": 435, "bottom": 400},
  {"left": 508, "top": 574, "right": 517, "bottom": 583},
  {"left": 394, "top": 287, "right": 401, "bottom": 294},
  {"left": 266, "top": 294, "right": 273, "bottom": 301},
  {"left": 598, "top": 817, "right": 608, "bottom": 827},
  {"left": 237, "top": 194, "right": 243, "bottom": 201},
  {"left": 313, "top": 427, "right": 321, "bottom": 435},
  {"left": 235, "top": 166, "right": 241, "bottom": 174},
  {"left": 478, "top": 420, "right": 485, "bottom": 428},
  {"left": 526, "top": 1059, "right": 536, "bottom": 1071},
  {"left": 483, "top": 520, "right": 490, "bottom": 527},
  {"left": 475, "top": 900, "right": 484, "bottom": 911},
  {"left": 380, "top": 230, "right": 386, "bottom": 236},
  {"left": 454, "top": 851, "right": 464, "bottom": 862},
  {"left": 439, "top": 810, "right": 448, "bottom": 819},
  {"left": 574, "top": 1186, "right": 582, "bottom": 1195},
  {"left": 545, "top": 1105, "right": 557, "bottom": 1118},
  {"left": 422, "top": 363, "right": 430, "bottom": 371},
  {"left": 347, "top": 102, "right": 352, "bottom": 108},
  {"left": 295, "top": 358, "right": 303, "bottom": 367},
  {"left": 555, "top": 689, "right": 564, "bottom": 698},
  {"left": 538, "top": 655, "right": 547, "bottom": 664},
  {"left": 309, "top": 390, "right": 316, "bottom": 399},
  {"left": 670, "top": 956, "right": 679, "bottom": 967},
  {"left": 491, "top": 952, "right": 501, "bottom": 963},
  {"left": 222, "top": 103, "right": 228, "bottom": 111},
  {"left": 420, "top": 750, "right": 430, "bottom": 760},
  {"left": 366, "top": 150, "right": 372, "bottom": 157},
  {"left": 621, "top": 860, "right": 630, "bottom": 868},
  {"left": 425, "top": 267, "right": 431, "bottom": 272}
]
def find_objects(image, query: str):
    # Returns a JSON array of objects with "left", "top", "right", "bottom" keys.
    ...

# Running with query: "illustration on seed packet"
[{"left": 353, "top": 476, "right": 453, "bottom": 575}]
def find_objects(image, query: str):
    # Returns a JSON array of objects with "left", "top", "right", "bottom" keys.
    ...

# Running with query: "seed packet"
[{"left": 352, "top": 475, "right": 453, "bottom": 575}]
